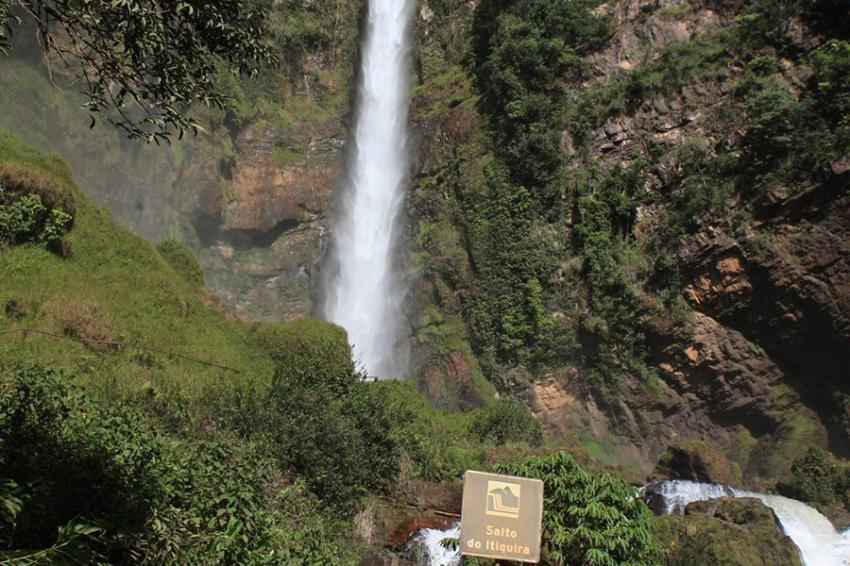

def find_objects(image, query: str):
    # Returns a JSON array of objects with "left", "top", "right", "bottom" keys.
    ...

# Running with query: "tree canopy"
[{"left": 0, "top": 0, "right": 275, "bottom": 142}]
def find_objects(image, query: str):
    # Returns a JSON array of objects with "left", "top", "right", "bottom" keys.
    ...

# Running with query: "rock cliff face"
[
  {"left": 190, "top": 117, "right": 345, "bottom": 320},
  {"left": 0, "top": 1, "right": 363, "bottom": 322},
  {"left": 406, "top": 0, "right": 850, "bottom": 487}
]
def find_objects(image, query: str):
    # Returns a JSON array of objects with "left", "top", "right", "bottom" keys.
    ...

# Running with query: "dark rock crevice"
[{"left": 192, "top": 213, "right": 300, "bottom": 250}]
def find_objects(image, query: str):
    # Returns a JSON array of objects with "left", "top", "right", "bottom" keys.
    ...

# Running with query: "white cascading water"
[
  {"left": 322, "top": 0, "right": 414, "bottom": 378},
  {"left": 649, "top": 480, "right": 850, "bottom": 566},
  {"left": 412, "top": 524, "right": 461, "bottom": 566}
]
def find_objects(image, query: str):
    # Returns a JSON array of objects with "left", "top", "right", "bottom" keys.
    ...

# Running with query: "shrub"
[
  {"left": 253, "top": 319, "right": 356, "bottom": 394},
  {"left": 262, "top": 379, "right": 400, "bottom": 513},
  {"left": 0, "top": 162, "right": 76, "bottom": 218},
  {"left": 0, "top": 366, "right": 361, "bottom": 564},
  {"left": 0, "top": 367, "right": 163, "bottom": 552},
  {"left": 497, "top": 452, "right": 657, "bottom": 565},
  {"left": 148, "top": 438, "right": 292, "bottom": 564},
  {"left": 470, "top": 398, "right": 543, "bottom": 446},
  {"left": 0, "top": 177, "right": 72, "bottom": 253},
  {"left": 239, "top": 320, "right": 403, "bottom": 513},
  {"left": 156, "top": 239, "right": 205, "bottom": 287},
  {"left": 776, "top": 447, "right": 844, "bottom": 507}
]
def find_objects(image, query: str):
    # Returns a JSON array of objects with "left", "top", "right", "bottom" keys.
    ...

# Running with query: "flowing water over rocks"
[
  {"left": 646, "top": 480, "right": 850, "bottom": 566},
  {"left": 411, "top": 523, "right": 460, "bottom": 566}
]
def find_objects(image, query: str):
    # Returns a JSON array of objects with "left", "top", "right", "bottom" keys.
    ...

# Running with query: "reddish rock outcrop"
[{"left": 222, "top": 124, "right": 337, "bottom": 233}]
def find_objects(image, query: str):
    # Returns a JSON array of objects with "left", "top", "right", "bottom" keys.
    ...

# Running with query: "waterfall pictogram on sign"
[{"left": 486, "top": 480, "right": 521, "bottom": 518}]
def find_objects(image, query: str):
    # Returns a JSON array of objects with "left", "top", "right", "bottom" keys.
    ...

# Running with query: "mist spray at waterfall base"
[{"left": 321, "top": 0, "right": 414, "bottom": 378}]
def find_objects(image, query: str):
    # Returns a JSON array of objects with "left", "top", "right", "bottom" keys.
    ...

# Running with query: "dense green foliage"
[
  {"left": 215, "top": 320, "right": 404, "bottom": 513},
  {"left": 0, "top": 179, "right": 71, "bottom": 253},
  {"left": 572, "top": 163, "right": 651, "bottom": 379},
  {"left": 472, "top": 0, "right": 610, "bottom": 193},
  {"left": 0, "top": 361, "right": 544, "bottom": 563},
  {"left": 0, "top": 0, "right": 274, "bottom": 141},
  {"left": 497, "top": 452, "right": 657, "bottom": 565},
  {"left": 0, "top": 366, "right": 357, "bottom": 564},
  {"left": 777, "top": 447, "right": 850, "bottom": 508},
  {"left": 740, "top": 39, "right": 850, "bottom": 194},
  {"left": 470, "top": 397, "right": 543, "bottom": 446},
  {"left": 459, "top": 0, "right": 611, "bottom": 376},
  {"left": 0, "top": 366, "right": 161, "bottom": 555},
  {"left": 462, "top": 161, "right": 568, "bottom": 372}
]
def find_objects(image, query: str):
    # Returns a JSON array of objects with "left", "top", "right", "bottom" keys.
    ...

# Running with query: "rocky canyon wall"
[{"left": 406, "top": 0, "right": 850, "bottom": 488}]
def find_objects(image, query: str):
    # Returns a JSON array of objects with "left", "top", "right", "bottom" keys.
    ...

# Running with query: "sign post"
[{"left": 459, "top": 470, "right": 544, "bottom": 563}]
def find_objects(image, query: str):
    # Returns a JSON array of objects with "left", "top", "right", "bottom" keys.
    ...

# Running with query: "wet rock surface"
[{"left": 652, "top": 440, "right": 738, "bottom": 486}]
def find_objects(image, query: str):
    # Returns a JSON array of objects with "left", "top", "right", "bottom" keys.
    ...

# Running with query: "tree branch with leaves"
[{"left": 1, "top": 0, "right": 275, "bottom": 142}]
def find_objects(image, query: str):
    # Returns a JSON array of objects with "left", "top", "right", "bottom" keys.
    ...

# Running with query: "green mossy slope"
[{"left": 0, "top": 127, "right": 276, "bottom": 399}]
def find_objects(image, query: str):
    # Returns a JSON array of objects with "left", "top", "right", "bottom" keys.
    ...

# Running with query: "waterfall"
[
  {"left": 321, "top": 0, "right": 414, "bottom": 378},
  {"left": 646, "top": 479, "right": 850, "bottom": 566}
]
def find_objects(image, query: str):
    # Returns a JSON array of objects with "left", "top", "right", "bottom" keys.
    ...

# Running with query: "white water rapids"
[
  {"left": 649, "top": 480, "right": 850, "bottom": 566},
  {"left": 412, "top": 481, "right": 850, "bottom": 566},
  {"left": 322, "top": 0, "right": 414, "bottom": 378},
  {"left": 413, "top": 523, "right": 461, "bottom": 566}
]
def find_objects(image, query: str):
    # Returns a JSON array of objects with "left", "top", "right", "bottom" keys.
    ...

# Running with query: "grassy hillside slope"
[{"left": 0, "top": 127, "right": 275, "bottom": 400}]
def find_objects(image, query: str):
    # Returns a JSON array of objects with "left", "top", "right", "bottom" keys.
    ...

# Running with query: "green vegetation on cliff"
[
  {"left": 461, "top": 0, "right": 613, "bottom": 375},
  {"left": 654, "top": 497, "right": 803, "bottom": 566},
  {"left": 418, "top": 0, "right": 850, "bottom": 376},
  {"left": 410, "top": 0, "right": 850, "bottom": 497}
]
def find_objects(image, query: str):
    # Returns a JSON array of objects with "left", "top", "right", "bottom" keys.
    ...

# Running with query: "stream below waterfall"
[
  {"left": 410, "top": 480, "right": 850, "bottom": 566},
  {"left": 413, "top": 523, "right": 460, "bottom": 566},
  {"left": 647, "top": 480, "right": 850, "bottom": 566}
]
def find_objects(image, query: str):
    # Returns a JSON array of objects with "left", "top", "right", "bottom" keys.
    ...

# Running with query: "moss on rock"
[{"left": 655, "top": 497, "right": 803, "bottom": 566}]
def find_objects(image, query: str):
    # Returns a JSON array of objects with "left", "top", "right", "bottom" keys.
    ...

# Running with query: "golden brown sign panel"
[{"left": 459, "top": 470, "right": 544, "bottom": 563}]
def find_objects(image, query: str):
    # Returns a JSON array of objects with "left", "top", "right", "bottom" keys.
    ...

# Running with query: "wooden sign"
[{"left": 459, "top": 470, "right": 544, "bottom": 563}]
